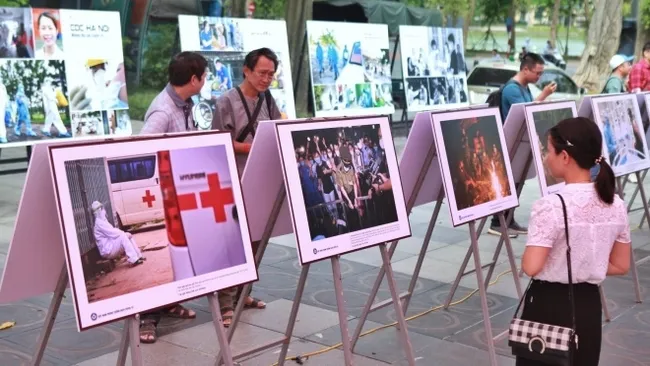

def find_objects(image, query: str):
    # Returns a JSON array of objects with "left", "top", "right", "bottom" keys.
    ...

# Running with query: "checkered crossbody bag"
[{"left": 508, "top": 194, "right": 577, "bottom": 366}]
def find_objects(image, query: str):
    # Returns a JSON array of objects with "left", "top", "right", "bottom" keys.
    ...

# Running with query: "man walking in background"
[
  {"left": 628, "top": 42, "right": 650, "bottom": 92},
  {"left": 603, "top": 54, "right": 633, "bottom": 94},
  {"left": 138, "top": 51, "right": 208, "bottom": 343},
  {"left": 490, "top": 52, "right": 556, "bottom": 238},
  {"left": 212, "top": 47, "right": 283, "bottom": 327}
]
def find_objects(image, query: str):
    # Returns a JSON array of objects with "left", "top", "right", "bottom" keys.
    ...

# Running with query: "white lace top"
[{"left": 526, "top": 183, "right": 631, "bottom": 285}]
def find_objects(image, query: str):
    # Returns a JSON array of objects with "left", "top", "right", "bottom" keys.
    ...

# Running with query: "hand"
[
  {"left": 543, "top": 82, "right": 557, "bottom": 96},
  {"left": 70, "top": 85, "right": 91, "bottom": 110}
]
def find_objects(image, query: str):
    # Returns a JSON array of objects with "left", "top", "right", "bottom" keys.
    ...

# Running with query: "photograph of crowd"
[
  {"left": 0, "top": 7, "right": 34, "bottom": 58},
  {"left": 593, "top": 96, "right": 650, "bottom": 175},
  {"left": 307, "top": 21, "right": 394, "bottom": 116},
  {"left": 400, "top": 25, "right": 469, "bottom": 112},
  {"left": 289, "top": 124, "right": 398, "bottom": 241},
  {"left": 439, "top": 115, "right": 513, "bottom": 211},
  {"left": 529, "top": 105, "right": 575, "bottom": 189}
]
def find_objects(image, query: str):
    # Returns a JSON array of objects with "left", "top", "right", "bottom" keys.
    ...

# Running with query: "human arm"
[
  {"left": 608, "top": 212, "right": 632, "bottom": 275},
  {"left": 535, "top": 82, "right": 556, "bottom": 102},
  {"left": 140, "top": 110, "right": 170, "bottom": 135},
  {"left": 521, "top": 198, "right": 560, "bottom": 277}
]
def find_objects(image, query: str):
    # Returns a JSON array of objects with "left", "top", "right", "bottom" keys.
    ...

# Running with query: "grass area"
[{"left": 127, "top": 86, "right": 160, "bottom": 121}]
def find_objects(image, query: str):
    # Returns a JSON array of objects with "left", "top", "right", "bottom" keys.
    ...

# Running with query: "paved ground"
[{"left": 0, "top": 120, "right": 649, "bottom": 365}]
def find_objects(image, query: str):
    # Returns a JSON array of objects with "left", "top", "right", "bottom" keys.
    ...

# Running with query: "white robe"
[
  {"left": 0, "top": 84, "right": 6, "bottom": 140},
  {"left": 42, "top": 85, "right": 67, "bottom": 134},
  {"left": 93, "top": 209, "right": 142, "bottom": 264}
]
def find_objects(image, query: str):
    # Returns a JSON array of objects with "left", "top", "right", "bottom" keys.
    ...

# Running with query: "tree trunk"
[
  {"left": 231, "top": 0, "right": 247, "bottom": 18},
  {"left": 584, "top": 0, "right": 591, "bottom": 30},
  {"left": 573, "top": 0, "right": 624, "bottom": 92},
  {"left": 550, "top": 0, "right": 561, "bottom": 48},
  {"left": 463, "top": 0, "right": 477, "bottom": 47},
  {"left": 634, "top": 0, "right": 649, "bottom": 60},
  {"left": 508, "top": 1, "right": 517, "bottom": 56},
  {"left": 286, "top": 0, "right": 313, "bottom": 117}
]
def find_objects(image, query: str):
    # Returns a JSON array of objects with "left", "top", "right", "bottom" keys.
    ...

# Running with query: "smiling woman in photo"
[{"left": 35, "top": 11, "right": 63, "bottom": 59}]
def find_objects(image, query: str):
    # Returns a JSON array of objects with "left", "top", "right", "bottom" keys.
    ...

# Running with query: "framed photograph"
[
  {"left": 306, "top": 21, "right": 394, "bottom": 118},
  {"left": 399, "top": 25, "right": 469, "bottom": 112},
  {"left": 275, "top": 116, "right": 410, "bottom": 264},
  {"left": 431, "top": 107, "right": 519, "bottom": 226},
  {"left": 524, "top": 101, "right": 577, "bottom": 196},
  {"left": 49, "top": 131, "right": 258, "bottom": 330},
  {"left": 591, "top": 94, "right": 650, "bottom": 177},
  {"left": 177, "top": 15, "right": 296, "bottom": 121}
]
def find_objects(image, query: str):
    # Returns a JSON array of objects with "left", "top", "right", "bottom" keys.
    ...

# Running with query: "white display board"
[
  {"left": 590, "top": 94, "right": 650, "bottom": 177},
  {"left": 398, "top": 25, "right": 469, "bottom": 112},
  {"left": 306, "top": 21, "right": 395, "bottom": 118},
  {"left": 0, "top": 7, "right": 131, "bottom": 148},
  {"left": 431, "top": 107, "right": 519, "bottom": 226},
  {"left": 524, "top": 100, "right": 577, "bottom": 196},
  {"left": 275, "top": 115, "right": 410, "bottom": 264},
  {"left": 177, "top": 15, "right": 296, "bottom": 121},
  {"left": 48, "top": 131, "right": 257, "bottom": 330}
]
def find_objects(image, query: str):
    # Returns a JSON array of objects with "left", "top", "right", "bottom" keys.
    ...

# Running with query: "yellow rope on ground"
[{"left": 270, "top": 269, "right": 514, "bottom": 366}]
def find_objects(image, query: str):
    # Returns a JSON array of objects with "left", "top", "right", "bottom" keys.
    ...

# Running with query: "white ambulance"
[
  {"left": 157, "top": 146, "right": 247, "bottom": 281},
  {"left": 107, "top": 154, "right": 165, "bottom": 229}
]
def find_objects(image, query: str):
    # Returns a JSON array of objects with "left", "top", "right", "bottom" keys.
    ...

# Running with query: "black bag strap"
[
  {"left": 234, "top": 86, "right": 265, "bottom": 143},
  {"left": 512, "top": 194, "right": 577, "bottom": 338},
  {"left": 264, "top": 90, "right": 273, "bottom": 118},
  {"left": 556, "top": 194, "right": 577, "bottom": 335}
]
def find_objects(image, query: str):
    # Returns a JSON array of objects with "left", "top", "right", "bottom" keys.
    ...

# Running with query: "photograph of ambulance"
[{"left": 52, "top": 134, "right": 255, "bottom": 328}]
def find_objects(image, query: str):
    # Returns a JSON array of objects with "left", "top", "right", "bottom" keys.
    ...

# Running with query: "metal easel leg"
[
  {"left": 379, "top": 244, "right": 415, "bottom": 365},
  {"left": 30, "top": 266, "right": 68, "bottom": 366},
  {"left": 116, "top": 315, "right": 143, "bottom": 366},
  {"left": 600, "top": 286, "right": 611, "bottom": 322},
  {"left": 469, "top": 221, "right": 498, "bottom": 366},
  {"left": 215, "top": 188, "right": 286, "bottom": 365},
  {"left": 498, "top": 213, "right": 522, "bottom": 298},
  {"left": 331, "top": 256, "right": 354, "bottom": 365},
  {"left": 443, "top": 243, "right": 474, "bottom": 310},
  {"left": 209, "top": 293, "right": 234, "bottom": 366},
  {"left": 635, "top": 170, "right": 650, "bottom": 229},
  {"left": 629, "top": 248, "right": 643, "bottom": 303},
  {"left": 276, "top": 264, "right": 310, "bottom": 366},
  {"left": 626, "top": 170, "right": 647, "bottom": 213}
]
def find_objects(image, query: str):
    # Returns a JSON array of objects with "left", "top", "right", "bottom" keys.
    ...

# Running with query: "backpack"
[{"left": 485, "top": 79, "right": 529, "bottom": 121}]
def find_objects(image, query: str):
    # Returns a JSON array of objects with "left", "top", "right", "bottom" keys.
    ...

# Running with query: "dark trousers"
[
  {"left": 492, "top": 181, "right": 523, "bottom": 226},
  {"left": 516, "top": 280, "right": 602, "bottom": 366}
]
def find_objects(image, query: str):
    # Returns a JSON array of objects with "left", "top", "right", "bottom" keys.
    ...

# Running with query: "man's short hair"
[
  {"left": 168, "top": 52, "right": 208, "bottom": 86},
  {"left": 643, "top": 42, "right": 650, "bottom": 53},
  {"left": 243, "top": 47, "right": 279, "bottom": 72},
  {"left": 447, "top": 33, "right": 455, "bottom": 44},
  {"left": 519, "top": 52, "right": 545, "bottom": 71}
]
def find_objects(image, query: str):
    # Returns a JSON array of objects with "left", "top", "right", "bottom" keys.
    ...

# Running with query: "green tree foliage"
[
  {"left": 255, "top": 0, "right": 286, "bottom": 19},
  {"left": 0, "top": 0, "right": 29, "bottom": 6},
  {"left": 140, "top": 23, "right": 177, "bottom": 90},
  {"left": 476, "top": 0, "right": 514, "bottom": 27},
  {"left": 642, "top": 0, "right": 650, "bottom": 29}
]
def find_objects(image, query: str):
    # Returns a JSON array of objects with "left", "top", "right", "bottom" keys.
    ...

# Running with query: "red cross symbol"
[
  {"left": 142, "top": 190, "right": 156, "bottom": 208},
  {"left": 199, "top": 173, "right": 234, "bottom": 223}
]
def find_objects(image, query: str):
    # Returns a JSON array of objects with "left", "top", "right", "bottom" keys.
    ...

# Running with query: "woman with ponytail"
[{"left": 518, "top": 117, "right": 631, "bottom": 365}]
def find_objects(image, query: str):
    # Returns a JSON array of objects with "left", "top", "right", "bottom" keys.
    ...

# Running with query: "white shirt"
[
  {"left": 526, "top": 183, "right": 631, "bottom": 285},
  {"left": 35, "top": 45, "right": 64, "bottom": 59}
]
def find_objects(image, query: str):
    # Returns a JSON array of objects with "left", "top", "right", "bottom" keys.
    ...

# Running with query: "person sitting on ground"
[{"left": 91, "top": 201, "right": 145, "bottom": 266}]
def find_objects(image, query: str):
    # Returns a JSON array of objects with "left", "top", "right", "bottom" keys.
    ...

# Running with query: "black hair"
[
  {"left": 431, "top": 39, "right": 437, "bottom": 48},
  {"left": 168, "top": 52, "right": 208, "bottom": 86},
  {"left": 243, "top": 47, "right": 278, "bottom": 74},
  {"left": 549, "top": 117, "right": 615, "bottom": 204},
  {"left": 202, "top": 21, "right": 208, "bottom": 28},
  {"left": 643, "top": 42, "right": 650, "bottom": 53},
  {"left": 519, "top": 52, "right": 545, "bottom": 71},
  {"left": 38, "top": 12, "right": 59, "bottom": 30},
  {"left": 447, "top": 33, "right": 455, "bottom": 44}
]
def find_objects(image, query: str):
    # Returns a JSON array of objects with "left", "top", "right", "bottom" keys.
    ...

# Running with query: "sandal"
[
  {"left": 131, "top": 258, "right": 144, "bottom": 267},
  {"left": 243, "top": 296, "right": 266, "bottom": 310},
  {"left": 139, "top": 319, "right": 157, "bottom": 344},
  {"left": 165, "top": 304, "right": 196, "bottom": 319},
  {"left": 220, "top": 306, "right": 234, "bottom": 328}
]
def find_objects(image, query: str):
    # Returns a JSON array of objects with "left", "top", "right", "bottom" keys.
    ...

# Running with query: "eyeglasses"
[{"left": 253, "top": 70, "right": 275, "bottom": 80}]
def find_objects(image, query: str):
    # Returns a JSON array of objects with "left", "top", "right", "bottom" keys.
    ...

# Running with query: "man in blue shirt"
[{"left": 490, "top": 52, "right": 556, "bottom": 238}]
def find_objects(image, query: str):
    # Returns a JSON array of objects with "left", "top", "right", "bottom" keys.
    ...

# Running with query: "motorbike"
[{"left": 542, "top": 50, "right": 567, "bottom": 70}]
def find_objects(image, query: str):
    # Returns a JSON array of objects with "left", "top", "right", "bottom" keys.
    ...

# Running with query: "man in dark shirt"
[{"left": 315, "top": 151, "right": 338, "bottom": 221}]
